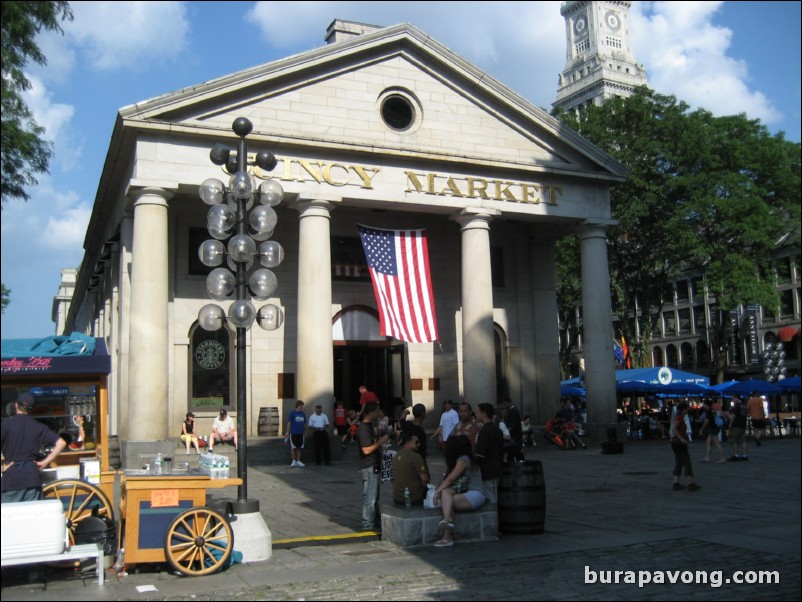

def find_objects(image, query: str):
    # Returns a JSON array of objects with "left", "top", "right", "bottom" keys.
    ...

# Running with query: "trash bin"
[{"left": 497, "top": 460, "right": 546, "bottom": 534}]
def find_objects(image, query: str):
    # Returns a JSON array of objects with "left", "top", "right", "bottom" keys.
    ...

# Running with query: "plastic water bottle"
[
  {"left": 154, "top": 452, "right": 163, "bottom": 475},
  {"left": 404, "top": 487, "right": 411, "bottom": 507}
]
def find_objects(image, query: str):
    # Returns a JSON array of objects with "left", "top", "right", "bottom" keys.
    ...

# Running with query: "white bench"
[{"left": 1, "top": 542, "right": 104, "bottom": 585}]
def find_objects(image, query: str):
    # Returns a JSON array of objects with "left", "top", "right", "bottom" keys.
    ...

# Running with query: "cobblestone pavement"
[{"left": 2, "top": 436, "right": 799, "bottom": 601}]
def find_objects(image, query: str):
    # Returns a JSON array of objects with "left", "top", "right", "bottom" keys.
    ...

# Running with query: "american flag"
[{"left": 358, "top": 225, "right": 439, "bottom": 343}]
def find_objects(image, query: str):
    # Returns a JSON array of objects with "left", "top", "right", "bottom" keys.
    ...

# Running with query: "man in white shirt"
[
  {"left": 308, "top": 405, "right": 331, "bottom": 465},
  {"left": 209, "top": 409, "right": 237, "bottom": 452},
  {"left": 430, "top": 399, "right": 459, "bottom": 450}
]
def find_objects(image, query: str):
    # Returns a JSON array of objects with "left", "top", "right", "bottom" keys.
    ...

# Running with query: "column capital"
[
  {"left": 452, "top": 207, "right": 501, "bottom": 231},
  {"left": 127, "top": 185, "right": 175, "bottom": 208},
  {"left": 579, "top": 218, "right": 617, "bottom": 240},
  {"left": 292, "top": 194, "right": 342, "bottom": 219}
]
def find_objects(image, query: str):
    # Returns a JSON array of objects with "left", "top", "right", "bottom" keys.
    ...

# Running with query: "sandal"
[
  {"left": 433, "top": 539, "right": 454, "bottom": 547},
  {"left": 438, "top": 519, "right": 455, "bottom": 530}
]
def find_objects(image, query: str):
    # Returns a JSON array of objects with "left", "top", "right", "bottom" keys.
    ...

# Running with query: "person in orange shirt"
[{"left": 746, "top": 391, "right": 767, "bottom": 447}]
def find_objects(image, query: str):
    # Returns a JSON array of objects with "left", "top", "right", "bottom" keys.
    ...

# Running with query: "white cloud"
[
  {"left": 65, "top": 1, "right": 190, "bottom": 71},
  {"left": 23, "top": 75, "right": 82, "bottom": 172},
  {"left": 631, "top": 1, "right": 782, "bottom": 124}
]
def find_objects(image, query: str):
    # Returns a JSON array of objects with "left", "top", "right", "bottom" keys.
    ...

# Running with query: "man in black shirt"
[
  {"left": 474, "top": 402, "right": 504, "bottom": 504},
  {"left": 1, "top": 393, "right": 67, "bottom": 502},
  {"left": 357, "top": 402, "right": 389, "bottom": 530},
  {"left": 397, "top": 403, "right": 428, "bottom": 465}
]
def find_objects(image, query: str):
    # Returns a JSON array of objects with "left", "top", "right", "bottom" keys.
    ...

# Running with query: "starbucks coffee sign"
[{"left": 195, "top": 340, "right": 225, "bottom": 370}]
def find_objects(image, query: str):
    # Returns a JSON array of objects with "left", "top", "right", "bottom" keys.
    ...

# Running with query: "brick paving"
[{"left": 2, "top": 435, "right": 799, "bottom": 601}]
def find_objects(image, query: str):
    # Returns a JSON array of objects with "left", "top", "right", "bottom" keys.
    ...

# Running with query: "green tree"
[
  {"left": 1, "top": 283, "right": 10, "bottom": 314},
  {"left": 554, "top": 88, "right": 801, "bottom": 382},
  {"left": 1, "top": 1, "right": 73, "bottom": 204}
]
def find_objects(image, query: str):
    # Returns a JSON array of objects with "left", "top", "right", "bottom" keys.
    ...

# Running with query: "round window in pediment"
[{"left": 378, "top": 88, "right": 422, "bottom": 133}]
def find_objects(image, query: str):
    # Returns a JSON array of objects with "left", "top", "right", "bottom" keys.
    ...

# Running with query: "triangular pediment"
[{"left": 120, "top": 23, "right": 626, "bottom": 181}]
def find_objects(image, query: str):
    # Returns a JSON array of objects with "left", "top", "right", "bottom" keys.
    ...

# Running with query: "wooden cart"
[{"left": 43, "top": 473, "right": 242, "bottom": 577}]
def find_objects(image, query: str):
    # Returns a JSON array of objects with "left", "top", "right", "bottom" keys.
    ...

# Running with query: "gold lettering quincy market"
[
  {"left": 253, "top": 158, "right": 380, "bottom": 189},
  {"left": 404, "top": 171, "right": 562, "bottom": 205}
]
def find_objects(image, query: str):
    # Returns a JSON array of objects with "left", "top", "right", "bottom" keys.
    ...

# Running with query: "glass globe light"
[
  {"left": 199, "top": 239, "right": 225, "bottom": 267},
  {"left": 249, "top": 205, "right": 278, "bottom": 236},
  {"left": 199, "top": 178, "right": 225, "bottom": 205},
  {"left": 227, "top": 256, "right": 253, "bottom": 272},
  {"left": 229, "top": 171, "right": 253, "bottom": 199},
  {"left": 259, "top": 240, "right": 284, "bottom": 268},
  {"left": 207, "top": 204, "right": 235, "bottom": 240},
  {"left": 198, "top": 304, "right": 226, "bottom": 331},
  {"left": 228, "top": 299, "right": 256, "bottom": 329},
  {"left": 207, "top": 267, "right": 235, "bottom": 301},
  {"left": 250, "top": 226, "right": 274, "bottom": 242},
  {"left": 227, "top": 234, "right": 257, "bottom": 263},
  {"left": 226, "top": 191, "right": 254, "bottom": 212},
  {"left": 249, "top": 269, "right": 278, "bottom": 301},
  {"left": 257, "top": 304, "right": 284, "bottom": 331},
  {"left": 258, "top": 180, "right": 284, "bottom": 207}
]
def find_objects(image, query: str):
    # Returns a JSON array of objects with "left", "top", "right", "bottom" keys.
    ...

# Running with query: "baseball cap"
[{"left": 16, "top": 392, "right": 34, "bottom": 410}]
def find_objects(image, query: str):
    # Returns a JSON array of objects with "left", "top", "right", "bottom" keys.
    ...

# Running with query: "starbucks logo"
[
  {"left": 658, "top": 367, "right": 673, "bottom": 385},
  {"left": 196, "top": 340, "right": 225, "bottom": 370}
]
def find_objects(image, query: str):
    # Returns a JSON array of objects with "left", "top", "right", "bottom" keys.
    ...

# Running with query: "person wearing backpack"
[{"left": 699, "top": 399, "right": 727, "bottom": 463}]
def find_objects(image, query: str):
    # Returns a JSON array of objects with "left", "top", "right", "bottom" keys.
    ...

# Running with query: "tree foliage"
[
  {"left": 1, "top": 1, "right": 73, "bottom": 204},
  {"left": 554, "top": 88, "right": 801, "bottom": 382}
]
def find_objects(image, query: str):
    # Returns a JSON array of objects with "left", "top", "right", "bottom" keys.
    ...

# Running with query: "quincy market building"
[{"left": 60, "top": 21, "right": 626, "bottom": 454}]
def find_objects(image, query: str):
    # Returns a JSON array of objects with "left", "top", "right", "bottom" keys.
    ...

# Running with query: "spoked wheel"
[
  {"left": 164, "top": 507, "right": 233, "bottom": 576},
  {"left": 43, "top": 479, "right": 114, "bottom": 543}
]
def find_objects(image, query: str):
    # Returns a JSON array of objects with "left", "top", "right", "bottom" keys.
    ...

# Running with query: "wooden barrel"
[
  {"left": 257, "top": 407, "right": 280, "bottom": 436},
  {"left": 497, "top": 460, "right": 546, "bottom": 534}
]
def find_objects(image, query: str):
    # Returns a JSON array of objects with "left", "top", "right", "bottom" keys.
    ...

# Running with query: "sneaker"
[
  {"left": 291, "top": 460, "right": 298, "bottom": 467},
  {"left": 726, "top": 456, "right": 739, "bottom": 462},
  {"left": 673, "top": 483, "right": 686, "bottom": 491},
  {"left": 234, "top": 447, "right": 238, "bottom": 452},
  {"left": 688, "top": 483, "right": 701, "bottom": 491},
  {"left": 296, "top": 461, "right": 305, "bottom": 467},
  {"left": 208, "top": 448, "right": 213, "bottom": 453}
]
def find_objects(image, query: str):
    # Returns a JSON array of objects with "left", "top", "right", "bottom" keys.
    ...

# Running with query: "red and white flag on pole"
[{"left": 357, "top": 225, "right": 439, "bottom": 343}]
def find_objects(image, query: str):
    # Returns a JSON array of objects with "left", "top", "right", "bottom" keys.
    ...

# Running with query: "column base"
[{"left": 230, "top": 507, "right": 272, "bottom": 563}]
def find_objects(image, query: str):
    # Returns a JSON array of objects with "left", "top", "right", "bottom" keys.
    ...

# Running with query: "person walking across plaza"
[
  {"left": 1, "top": 392, "right": 67, "bottom": 503},
  {"left": 671, "top": 401, "right": 700, "bottom": 491},
  {"left": 308, "top": 404, "right": 332, "bottom": 465},
  {"left": 333, "top": 399, "right": 348, "bottom": 437},
  {"left": 357, "top": 401, "right": 390, "bottom": 531},
  {"left": 285, "top": 400, "right": 307, "bottom": 467},
  {"left": 699, "top": 400, "right": 727, "bottom": 463},
  {"left": 431, "top": 399, "right": 459, "bottom": 451},
  {"left": 727, "top": 395, "right": 748, "bottom": 461}
]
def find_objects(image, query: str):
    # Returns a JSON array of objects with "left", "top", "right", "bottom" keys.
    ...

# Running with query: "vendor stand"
[{"left": 1, "top": 333, "right": 114, "bottom": 503}]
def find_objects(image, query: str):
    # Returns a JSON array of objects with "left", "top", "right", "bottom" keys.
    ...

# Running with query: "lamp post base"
[{"left": 229, "top": 499, "right": 272, "bottom": 563}]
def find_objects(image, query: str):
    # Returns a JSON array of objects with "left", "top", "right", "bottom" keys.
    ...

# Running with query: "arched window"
[
  {"left": 189, "top": 323, "right": 234, "bottom": 413},
  {"left": 332, "top": 306, "right": 384, "bottom": 342},
  {"left": 494, "top": 325, "right": 509, "bottom": 404},
  {"left": 652, "top": 346, "right": 664, "bottom": 367},
  {"left": 680, "top": 342, "right": 694, "bottom": 370},
  {"left": 666, "top": 344, "right": 678, "bottom": 368}
]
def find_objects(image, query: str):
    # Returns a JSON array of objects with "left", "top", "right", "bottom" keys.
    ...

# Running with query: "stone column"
[
  {"left": 579, "top": 222, "right": 618, "bottom": 436},
  {"left": 127, "top": 187, "right": 172, "bottom": 441},
  {"left": 531, "top": 240, "right": 561, "bottom": 425},
  {"left": 454, "top": 209, "right": 500, "bottom": 408},
  {"left": 295, "top": 195, "right": 340, "bottom": 414}
]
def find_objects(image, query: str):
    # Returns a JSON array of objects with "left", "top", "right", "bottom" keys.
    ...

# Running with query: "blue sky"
[{"left": 1, "top": 1, "right": 800, "bottom": 340}]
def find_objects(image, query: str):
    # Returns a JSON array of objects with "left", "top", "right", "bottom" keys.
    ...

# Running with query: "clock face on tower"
[
  {"left": 605, "top": 10, "right": 621, "bottom": 32},
  {"left": 574, "top": 14, "right": 587, "bottom": 36}
]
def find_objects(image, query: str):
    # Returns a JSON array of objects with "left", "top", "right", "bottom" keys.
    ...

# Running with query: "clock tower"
[{"left": 553, "top": 1, "right": 648, "bottom": 114}]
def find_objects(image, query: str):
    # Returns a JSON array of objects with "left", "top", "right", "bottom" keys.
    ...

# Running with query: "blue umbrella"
[
  {"left": 617, "top": 380, "right": 659, "bottom": 394},
  {"left": 560, "top": 384, "right": 586, "bottom": 397},
  {"left": 658, "top": 382, "right": 713, "bottom": 396},
  {"left": 715, "top": 379, "right": 783, "bottom": 396},
  {"left": 776, "top": 376, "right": 801, "bottom": 393}
]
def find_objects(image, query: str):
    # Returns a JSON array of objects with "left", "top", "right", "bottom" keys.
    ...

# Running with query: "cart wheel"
[
  {"left": 43, "top": 479, "right": 114, "bottom": 543},
  {"left": 164, "top": 507, "right": 234, "bottom": 576}
]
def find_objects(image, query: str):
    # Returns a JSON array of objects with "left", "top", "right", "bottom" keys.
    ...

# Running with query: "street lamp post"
[
  {"left": 763, "top": 342, "right": 786, "bottom": 438},
  {"left": 198, "top": 117, "right": 285, "bottom": 509}
]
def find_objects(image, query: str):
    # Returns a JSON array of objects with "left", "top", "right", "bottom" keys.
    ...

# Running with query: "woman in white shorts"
[{"left": 433, "top": 434, "right": 487, "bottom": 547}]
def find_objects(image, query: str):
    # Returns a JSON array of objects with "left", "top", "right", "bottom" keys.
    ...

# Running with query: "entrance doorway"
[{"left": 333, "top": 344, "right": 406, "bottom": 419}]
